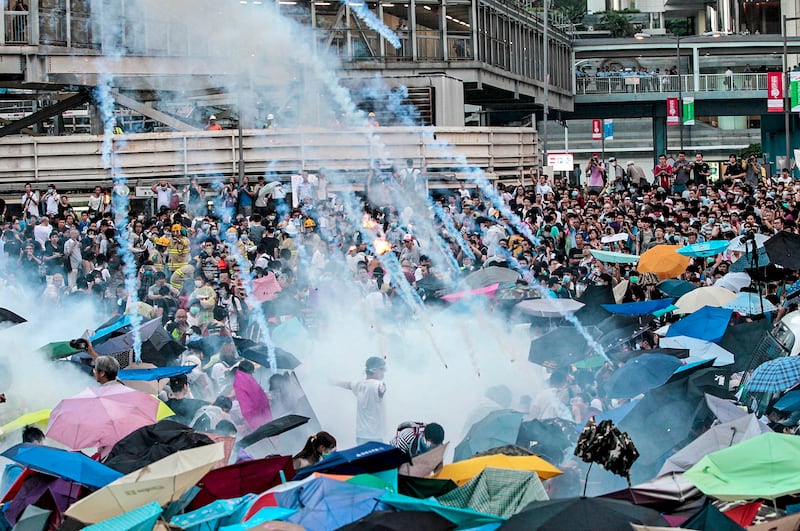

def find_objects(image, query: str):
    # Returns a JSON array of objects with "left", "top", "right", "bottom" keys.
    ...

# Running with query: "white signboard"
[{"left": 547, "top": 153, "right": 574, "bottom": 172}]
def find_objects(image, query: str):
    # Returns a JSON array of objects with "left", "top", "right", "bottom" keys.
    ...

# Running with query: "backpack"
[{"left": 395, "top": 421, "right": 426, "bottom": 454}]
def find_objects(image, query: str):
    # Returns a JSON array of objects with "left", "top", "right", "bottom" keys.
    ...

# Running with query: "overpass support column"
[{"left": 653, "top": 108, "right": 666, "bottom": 168}]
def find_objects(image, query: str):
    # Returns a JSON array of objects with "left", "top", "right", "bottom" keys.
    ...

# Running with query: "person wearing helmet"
[
  {"left": 168, "top": 223, "right": 190, "bottom": 273},
  {"left": 150, "top": 235, "right": 171, "bottom": 273},
  {"left": 205, "top": 115, "right": 222, "bottom": 131},
  {"left": 335, "top": 356, "right": 387, "bottom": 444}
]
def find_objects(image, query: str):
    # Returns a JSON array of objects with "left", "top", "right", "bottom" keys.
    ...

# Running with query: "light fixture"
[
  {"left": 315, "top": 1, "right": 331, "bottom": 4},
  {"left": 423, "top": 5, "right": 431, "bottom": 9},
  {"left": 634, "top": 32, "right": 651, "bottom": 39}
]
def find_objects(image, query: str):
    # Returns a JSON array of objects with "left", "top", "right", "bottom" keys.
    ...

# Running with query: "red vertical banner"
[
  {"left": 768, "top": 72, "right": 784, "bottom": 112},
  {"left": 592, "top": 119, "right": 602, "bottom": 140},
  {"left": 667, "top": 98, "right": 679, "bottom": 126}
]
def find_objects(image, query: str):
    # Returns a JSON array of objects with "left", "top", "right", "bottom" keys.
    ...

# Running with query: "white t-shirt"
[
  {"left": 44, "top": 191, "right": 60, "bottom": 216},
  {"left": 155, "top": 186, "right": 173, "bottom": 210},
  {"left": 350, "top": 378, "right": 387, "bottom": 442},
  {"left": 33, "top": 224, "right": 52, "bottom": 249},
  {"left": 21, "top": 191, "right": 39, "bottom": 218}
]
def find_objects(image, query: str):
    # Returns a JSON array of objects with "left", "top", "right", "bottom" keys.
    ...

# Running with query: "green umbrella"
[
  {"left": 590, "top": 250, "right": 640, "bottom": 264},
  {"left": 38, "top": 341, "right": 81, "bottom": 360},
  {"left": 437, "top": 467, "right": 548, "bottom": 518},
  {"left": 684, "top": 433, "right": 800, "bottom": 501},
  {"left": 380, "top": 492, "right": 506, "bottom": 528}
]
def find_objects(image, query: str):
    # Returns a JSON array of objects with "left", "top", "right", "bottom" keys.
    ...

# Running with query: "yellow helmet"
[
  {"left": 304, "top": 219, "right": 316, "bottom": 228},
  {"left": 155, "top": 237, "right": 170, "bottom": 246},
  {"left": 171, "top": 224, "right": 183, "bottom": 232}
]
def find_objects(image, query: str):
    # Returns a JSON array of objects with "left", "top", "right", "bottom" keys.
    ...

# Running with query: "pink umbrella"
[
  {"left": 252, "top": 273, "right": 282, "bottom": 303},
  {"left": 233, "top": 371, "right": 272, "bottom": 429},
  {"left": 46, "top": 383, "right": 160, "bottom": 457},
  {"left": 441, "top": 283, "right": 501, "bottom": 303}
]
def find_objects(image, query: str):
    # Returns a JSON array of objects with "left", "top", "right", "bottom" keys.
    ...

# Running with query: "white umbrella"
[
  {"left": 675, "top": 286, "right": 736, "bottom": 314},
  {"left": 257, "top": 181, "right": 282, "bottom": 201},
  {"left": 659, "top": 335, "right": 734, "bottom": 366},
  {"left": 727, "top": 233, "right": 769, "bottom": 253},
  {"left": 723, "top": 291, "right": 778, "bottom": 315},
  {"left": 714, "top": 272, "right": 751, "bottom": 293},
  {"left": 515, "top": 298, "right": 584, "bottom": 317}
]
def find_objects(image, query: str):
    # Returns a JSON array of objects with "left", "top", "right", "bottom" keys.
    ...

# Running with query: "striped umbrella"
[{"left": 745, "top": 357, "right": 800, "bottom": 393}]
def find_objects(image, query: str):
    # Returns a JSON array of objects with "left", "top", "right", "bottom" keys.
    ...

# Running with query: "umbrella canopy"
[
  {"left": 435, "top": 454, "right": 561, "bottom": 485},
  {"left": 193, "top": 337, "right": 302, "bottom": 370},
  {"left": 0, "top": 409, "right": 50, "bottom": 436},
  {"left": 715, "top": 272, "right": 753, "bottom": 293},
  {"left": 81, "top": 501, "right": 163, "bottom": 531},
  {"left": 274, "top": 476, "right": 390, "bottom": 530},
  {"left": 723, "top": 292, "right": 778, "bottom": 315},
  {"left": 515, "top": 298, "right": 585, "bottom": 318},
  {"left": 117, "top": 365, "right": 195, "bottom": 381},
  {"left": 38, "top": 341, "right": 81, "bottom": 360},
  {"left": 339, "top": 510, "right": 456, "bottom": 531},
  {"left": 659, "top": 336, "right": 735, "bottom": 366},
  {"left": 764, "top": 231, "right": 800, "bottom": 269},
  {"left": 464, "top": 266, "right": 521, "bottom": 289},
  {"left": 675, "top": 286, "right": 737, "bottom": 314},
  {"left": 774, "top": 389, "right": 800, "bottom": 411},
  {"left": 498, "top": 497, "right": 668, "bottom": 530},
  {"left": 684, "top": 432, "right": 800, "bottom": 501},
  {"left": 665, "top": 306, "right": 733, "bottom": 343},
  {"left": 103, "top": 419, "right": 215, "bottom": 474},
  {"left": 12, "top": 504, "right": 52, "bottom": 531},
  {"left": 93, "top": 317, "right": 184, "bottom": 367},
  {"left": 171, "top": 495, "right": 254, "bottom": 530},
  {"left": 292, "top": 442, "right": 410, "bottom": 481},
  {"left": 744, "top": 357, "right": 800, "bottom": 393},
  {"left": 516, "top": 419, "right": 572, "bottom": 465},
  {"left": 601, "top": 299, "right": 675, "bottom": 316},
  {"left": 91, "top": 314, "right": 136, "bottom": 343},
  {"left": 656, "top": 279, "right": 696, "bottom": 299},
  {"left": 238, "top": 414, "right": 311, "bottom": 448},
  {"left": 658, "top": 414, "right": 765, "bottom": 476},
  {"left": 1, "top": 444, "right": 123, "bottom": 489},
  {"left": 442, "top": 283, "right": 500, "bottom": 303},
  {"left": 64, "top": 442, "right": 225, "bottom": 524},
  {"left": 604, "top": 354, "right": 684, "bottom": 399},
  {"left": 574, "top": 284, "right": 616, "bottom": 326},
  {"left": 677, "top": 240, "right": 731, "bottom": 258},
  {"left": 252, "top": 272, "right": 282, "bottom": 302},
  {"left": 379, "top": 491, "right": 506, "bottom": 529},
  {"left": 189, "top": 455, "right": 294, "bottom": 511},
  {"left": 399, "top": 443, "right": 448, "bottom": 478},
  {"left": 528, "top": 328, "right": 590, "bottom": 369},
  {"left": 681, "top": 504, "right": 747, "bottom": 531},
  {"left": 46, "top": 383, "right": 161, "bottom": 454},
  {"left": 589, "top": 250, "right": 640, "bottom": 264},
  {"left": 638, "top": 245, "right": 690, "bottom": 280},
  {"left": 437, "top": 467, "right": 548, "bottom": 518},
  {"left": 730, "top": 246, "right": 772, "bottom": 273},
  {"left": 719, "top": 319, "right": 771, "bottom": 373},
  {"left": 454, "top": 410, "right": 524, "bottom": 462},
  {"left": 233, "top": 370, "right": 272, "bottom": 429},
  {"left": 728, "top": 233, "right": 769, "bottom": 253}
]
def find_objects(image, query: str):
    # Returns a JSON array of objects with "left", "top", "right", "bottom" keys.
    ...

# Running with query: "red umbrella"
[
  {"left": 233, "top": 370, "right": 272, "bottom": 429},
  {"left": 188, "top": 455, "right": 294, "bottom": 510}
]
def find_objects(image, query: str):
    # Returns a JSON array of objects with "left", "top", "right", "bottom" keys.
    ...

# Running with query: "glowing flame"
[
  {"left": 362, "top": 215, "right": 378, "bottom": 231},
  {"left": 374, "top": 238, "right": 392, "bottom": 255}
]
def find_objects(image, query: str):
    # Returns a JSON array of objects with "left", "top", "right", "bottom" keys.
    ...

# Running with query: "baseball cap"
[
  {"left": 209, "top": 115, "right": 217, "bottom": 120},
  {"left": 608, "top": 156, "right": 616, "bottom": 162}
]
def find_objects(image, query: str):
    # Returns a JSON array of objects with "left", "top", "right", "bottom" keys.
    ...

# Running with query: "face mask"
[
  {"left": 202, "top": 223, "right": 210, "bottom": 231},
  {"left": 194, "top": 280, "right": 203, "bottom": 288},
  {"left": 629, "top": 188, "right": 636, "bottom": 194},
  {"left": 563, "top": 275, "right": 571, "bottom": 285},
  {"left": 189, "top": 306, "right": 200, "bottom": 316},
  {"left": 268, "top": 215, "right": 276, "bottom": 221},
  {"left": 211, "top": 230, "right": 218, "bottom": 236}
]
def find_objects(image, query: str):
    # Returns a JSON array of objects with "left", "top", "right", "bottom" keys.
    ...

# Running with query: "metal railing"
[
  {"left": 4, "top": 11, "right": 29, "bottom": 45},
  {"left": 576, "top": 72, "right": 769, "bottom": 95}
]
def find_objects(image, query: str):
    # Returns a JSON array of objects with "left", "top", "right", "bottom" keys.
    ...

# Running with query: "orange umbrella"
[{"left": 638, "top": 245, "right": 690, "bottom": 280}]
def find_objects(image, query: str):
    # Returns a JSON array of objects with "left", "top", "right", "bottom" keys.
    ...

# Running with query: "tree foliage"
[{"left": 601, "top": 10, "right": 634, "bottom": 38}]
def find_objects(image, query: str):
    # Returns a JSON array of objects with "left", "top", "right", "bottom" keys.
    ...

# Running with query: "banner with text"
[
  {"left": 592, "top": 119, "right": 602, "bottom": 140},
  {"left": 768, "top": 72, "right": 784, "bottom": 113},
  {"left": 791, "top": 71, "right": 800, "bottom": 112},
  {"left": 667, "top": 98, "right": 679, "bottom": 125},
  {"left": 682, "top": 97, "right": 695, "bottom": 126}
]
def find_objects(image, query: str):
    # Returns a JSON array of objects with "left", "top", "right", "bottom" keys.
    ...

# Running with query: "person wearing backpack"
[{"left": 389, "top": 421, "right": 445, "bottom": 457}]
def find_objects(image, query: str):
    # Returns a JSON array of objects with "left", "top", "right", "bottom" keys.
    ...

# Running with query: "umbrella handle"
[{"left": 582, "top": 461, "right": 593, "bottom": 498}]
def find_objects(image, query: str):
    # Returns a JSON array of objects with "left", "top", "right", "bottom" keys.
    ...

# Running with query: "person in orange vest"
[{"left": 205, "top": 115, "right": 222, "bottom": 131}]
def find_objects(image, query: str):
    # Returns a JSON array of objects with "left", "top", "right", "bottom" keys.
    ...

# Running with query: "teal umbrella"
[
  {"left": 82, "top": 502, "right": 162, "bottom": 531},
  {"left": 677, "top": 240, "right": 730, "bottom": 258},
  {"left": 657, "top": 279, "right": 697, "bottom": 298},
  {"left": 590, "top": 250, "right": 640, "bottom": 264},
  {"left": 380, "top": 491, "right": 506, "bottom": 528},
  {"left": 171, "top": 495, "right": 254, "bottom": 531}
]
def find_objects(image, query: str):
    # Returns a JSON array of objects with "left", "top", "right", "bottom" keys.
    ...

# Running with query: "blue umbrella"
[
  {"left": 170, "top": 495, "right": 254, "bottom": 531},
  {"left": 274, "top": 476, "right": 390, "bottom": 530},
  {"left": 90, "top": 314, "right": 136, "bottom": 342},
  {"left": 604, "top": 354, "right": 684, "bottom": 399},
  {"left": 665, "top": 306, "right": 733, "bottom": 343},
  {"left": 219, "top": 508, "right": 298, "bottom": 531},
  {"left": 774, "top": 390, "right": 800, "bottom": 412},
  {"left": 118, "top": 365, "right": 196, "bottom": 381},
  {"left": 722, "top": 292, "right": 778, "bottom": 316},
  {"left": 656, "top": 279, "right": 697, "bottom": 298},
  {"left": 82, "top": 502, "right": 162, "bottom": 531},
  {"left": 1, "top": 443, "right": 123, "bottom": 489},
  {"left": 677, "top": 240, "right": 730, "bottom": 258},
  {"left": 730, "top": 246, "right": 771, "bottom": 273},
  {"left": 745, "top": 357, "right": 800, "bottom": 393},
  {"left": 293, "top": 442, "right": 410, "bottom": 480},
  {"left": 602, "top": 299, "right": 675, "bottom": 316}
]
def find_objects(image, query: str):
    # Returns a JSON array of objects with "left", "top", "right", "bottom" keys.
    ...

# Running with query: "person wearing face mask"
[
  {"left": 390, "top": 421, "right": 445, "bottom": 458},
  {"left": 168, "top": 224, "right": 190, "bottom": 273},
  {"left": 292, "top": 431, "right": 337, "bottom": 470},
  {"left": 189, "top": 274, "right": 217, "bottom": 327}
]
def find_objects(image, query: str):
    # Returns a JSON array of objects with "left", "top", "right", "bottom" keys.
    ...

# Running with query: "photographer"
[
  {"left": 653, "top": 154, "right": 673, "bottom": 192},
  {"left": 691, "top": 152, "right": 710, "bottom": 186},
  {"left": 672, "top": 152, "right": 691, "bottom": 195},
  {"left": 745, "top": 154, "right": 762, "bottom": 189},
  {"left": 585, "top": 154, "right": 606, "bottom": 194}
]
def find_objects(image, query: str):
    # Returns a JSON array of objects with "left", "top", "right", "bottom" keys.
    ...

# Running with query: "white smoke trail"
[{"left": 339, "top": 0, "right": 401, "bottom": 49}]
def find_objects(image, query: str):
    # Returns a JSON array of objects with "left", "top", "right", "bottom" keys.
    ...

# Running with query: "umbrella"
[
  {"left": 81, "top": 501, "right": 162, "bottom": 531},
  {"left": 1, "top": 444, "right": 123, "bottom": 489},
  {"left": 0, "top": 409, "right": 51, "bottom": 436},
  {"left": 399, "top": 475, "right": 458, "bottom": 499},
  {"left": 38, "top": 341, "right": 81, "bottom": 360},
  {"left": 93, "top": 316, "right": 184, "bottom": 367},
  {"left": 665, "top": 306, "right": 733, "bottom": 343},
  {"left": 464, "top": 266, "right": 521, "bottom": 289},
  {"left": 657, "top": 279, "right": 697, "bottom": 298},
  {"left": 379, "top": 491, "right": 506, "bottom": 529},
  {"left": 574, "top": 284, "right": 616, "bottom": 326},
  {"left": 728, "top": 233, "right": 769, "bottom": 253},
  {"left": 233, "top": 370, "right": 272, "bottom": 429},
  {"left": 744, "top": 357, "right": 800, "bottom": 393},
  {"left": 715, "top": 272, "right": 753, "bottom": 293},
  {"left": 117, "top": 365, "right": 195, "bottom": 381},
  {"left": 442, "top": 283, "right": 500, "bottom": 303},
  {"left": 658, "top": 414, "right": 764, "bottom": 476},
  {"left": 675, "top": 286, "right": 737, "bottom": 314},
  {"left": 764, "top": 231, "right": 800, "bottom": 269},
  {"left": 103, "top": 419, "right": 215, "bottom": 474},
  {"left": 399, "top": 443, "right": 448, "bottom": 478},
  {"left": 64, "top": 442, "right": 225, "bottom": 524},
  {"left": 274, "top": 476, "right": 390, "bottom": 530},
  {"left": 238, "top": 414, "right": 311, "bottom": 449},
  {"left": 590, "top": 250, "right": 640, "bottom": 264},
  {"left": 91, "top": 314, "right": 136, "bottom": 343},
  {"left": 339, "top": 510, "right": 456, "bottom": 531},
  {"left": 188, "top": 455, "right": 294, "bottom": 511},
  {"left": 437, "top": 467, "right": 548, "bottom": 518},
  {"left": 454, "top": 410, "right": 524, "bottom": 462},
  {"left": 515, "top": 298, "right": 585, "bottom": 318},
  {"left": 660, "top": 336, "right": 735, "bottom": 366},
  {"left": 498, "top": 497, "right": 668, "bottom": 530},
  {"left": 435, "top": 454, "right": 561, "bottom": 485},
  {"left": 11, "top": 504, "right": 51, "bottom": 531},
  {"left": 774, "top": 389, "right": 800, "bottom": 411},
  {"left": 684, "top": 432, "right": 800, "bottom": 501},
  {"left": 723, "top": 292, "right": 778, "bottom": 315},
  {"left": 677, "top": 240, "right": 731, "bottom": 257},
  {"left": 638, "top": 245, "right": 690, "bottom": 280},
  {"left": 528, "top": 328, "right": 590, "bottom": 369},
  {"left": 719, "top": 319, "right": 772, "bottom": 373},
  {"left": 212, "top": 338, "right": 302, "bottom": 370},
  {"left": 604, "top": 354, "right": 684, "bottom": 399},
  {"left": 730, "top": 246, "right": 772, "bottom": 273},
  {"left": 603, "top": 473, "right": 702, "bottom": 515},
  {"left": 252, "top": 272, "right": 282, "bottom": 302},
  {"left": 46, "top": 384, "right": 161, "bottom": 454},
  {"left": 292, "top": 442, "right": 410, "bottom": 481},
  {"left": 171, "top": 495, "right": 254, "bottom": 530},
  {"left": 601, "top": 299, "right": 675, "bottom": 316},
  {"left": 218, "top": 507, "right": 298, "bottom": 531},
  {"left": 3, "top": 473, "right": 81, "bottom": 527},
  {"left": 516, "top": 419, "right": 572, "bottom": 465},
  {"left": 681, "top": 504, "right": 748, "bottom": 531}
]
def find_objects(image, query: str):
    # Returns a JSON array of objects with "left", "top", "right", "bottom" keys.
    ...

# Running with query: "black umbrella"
[
  {"left": 516, "top": 419, "right": 572, "bottom": 464},
  {"left": 529, "top": 327, "right": 590, "bottom": 368},
  {"left": 765, "top": 231, "right": 800, "bottom": 269},
  {"left": 238, "top": 414, "right": 311, "bottom": 448},
  {"left": 0, "top": 307, "right": 26, "bottom": 325},
  {"left": 498, "top": 497, "right": 668, "bottom": 530},
  {"left": 231, "top": 338, "right": 302, "bottom": 370},
  {"left": 574, "top": 284, "right": 615, "bottom": 326},
  {"left": 398, "top": 476, "right": 458, "bottom": 499},
  {"left": 103, "top": 419, "right": 214, "bottom": 474},
  {"left": 339, "top": 510, "right": 456, "bottom": 531},
  {"left": 93, "top": 317, "right": 184, "bottom": 367},
  {"left": 719, "top": 319, "right": 771, "bottom": 372},
  {"left": 454, "top": 409, "right": 524, "bottom": 461}
]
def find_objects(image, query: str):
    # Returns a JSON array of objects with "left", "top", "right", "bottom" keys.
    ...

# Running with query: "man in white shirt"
[
  {"left": 21, "top": 183, "right": 39, "bottom": 219},
  {"left": 86, "top": 186, "right": 104, "bottom": 215},
  {"left": 42, "top": 185, "right": 60, "bottom": 217},
  {"left": 33, "top": 216, "right": 52, "bottom": 250},
  {"left": 151, "top": 180, "right": 177, "bottom": 211},
  {"left": 336, "top": 356, "right": 387, "bottom": 445}
]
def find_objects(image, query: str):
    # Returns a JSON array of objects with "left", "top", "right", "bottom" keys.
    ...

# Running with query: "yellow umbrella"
[
  {"left": 638, "top": 245, "right": 690, "bottom": 280},
  {"left": 434, "top": 455, "right": 561, "bottom": 485},
  {"left": 157, "top": 400, "right": 174, "bottom": 421},
  {"left": 675, "top": 286, "right": 736, "bottom": 314},
  {"left": 65, "top": 442, "right": 225, "bottom": 524},
  {"left": 0, "top": 409, "right": 51, "bottom": 437}
]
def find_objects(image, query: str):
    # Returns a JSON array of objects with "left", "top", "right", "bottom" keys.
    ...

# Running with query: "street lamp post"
[
  {"left": 542, "top": 0, "right": 549, "bottom": 163},
  {"left": 676, "top": 35, "right": 683, "bottom": 152},
  {"left": 783, "top": 15, "right": 800, "bottom": 169}
]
